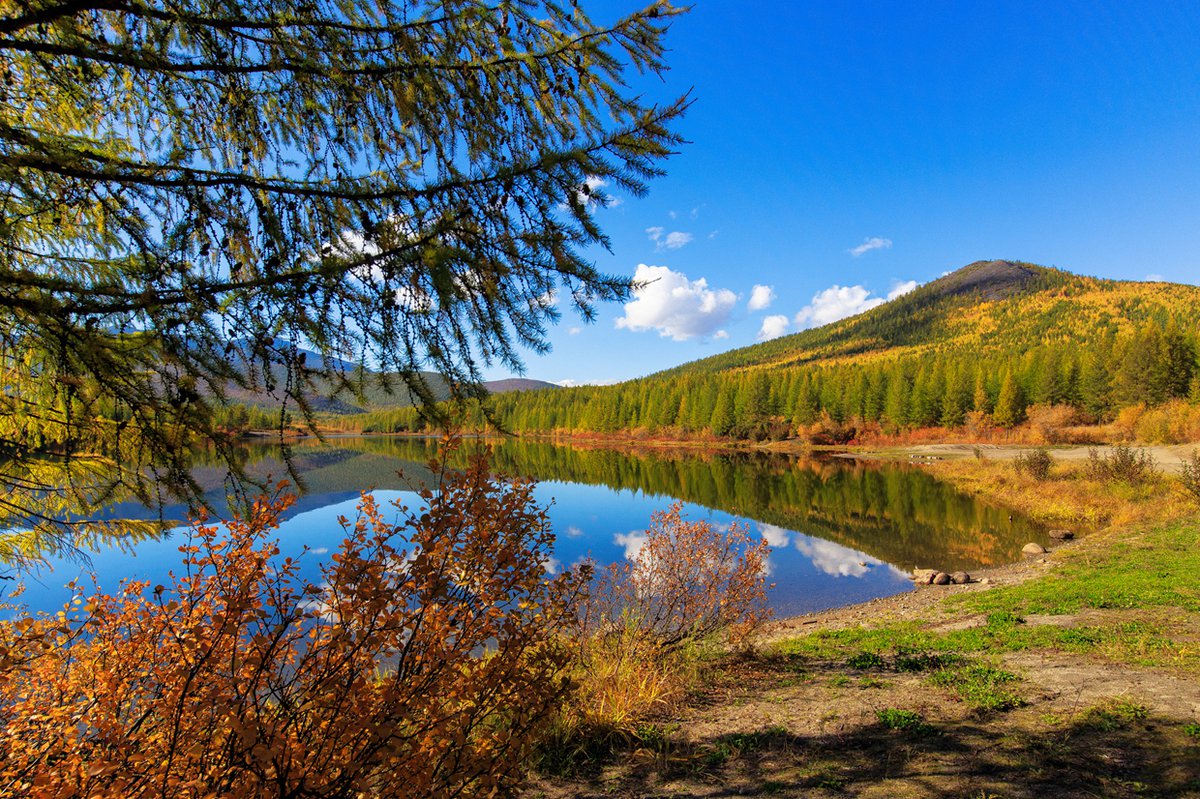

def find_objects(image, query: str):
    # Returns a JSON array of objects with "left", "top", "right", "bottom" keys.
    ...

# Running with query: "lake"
[{"left": 8, "top": 437, "right": 1047, "bottom": 618}]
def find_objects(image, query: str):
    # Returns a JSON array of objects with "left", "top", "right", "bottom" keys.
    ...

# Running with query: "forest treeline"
[{"left": 321, "top": 317, "right": 1200, "bottom": 443}]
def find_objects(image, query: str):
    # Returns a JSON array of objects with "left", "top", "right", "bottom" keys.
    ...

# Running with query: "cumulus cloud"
[
  {"left": 646, "top": 226, "right": 693, "bottom": 251},
  {"left": 748, "top": 284, "right": 775, "bottom": 311},
  {"left": 793, "top": 535, "right": 876, "bottom": 577},
  {"left": 568, "top": 326, "right": 582, "bottom": 336},
  {"left": 887, "top": 280, "right": 919, "bottom": 300},
  {"left": 615, "top": 530, "right": 649, "bottom": 561},
  {"left": 565, "top": 525, "right": 585, "bottom": 538},
  {"left": 759, "top": 524, "right": 791, "bottom": 548},
  {"left": 757, "top": 314, "right": 790, "bottom": 341},
  {"left": 1145, "top": 273, "right": 1165, "bottom": 281},
  {"left": 792, "top": 277, "right": 919, "bottom": 329},
  {"left": 794, "top": 284, "right": 885, "bottom": 328},
  {"left": 713, "top": 329, "right": 729, "bottom": 340},
  {"left": 616, "top": 264, "right": 737, "bottom": 341},
  {"left": 848, "top": 236, "right": 893, "bottom": 257}
]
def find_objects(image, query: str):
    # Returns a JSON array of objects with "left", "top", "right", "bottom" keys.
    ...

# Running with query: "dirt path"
[{"left": 844, "top": 443, "right": 1198, "bottom": 474}]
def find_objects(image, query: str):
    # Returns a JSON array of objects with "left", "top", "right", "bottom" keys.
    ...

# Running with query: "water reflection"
[{"left": 9, "top": 437, "right": 1047, "bottom": 618}]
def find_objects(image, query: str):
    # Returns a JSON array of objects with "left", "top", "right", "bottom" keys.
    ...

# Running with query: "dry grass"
[{"left": 924, "top": 457, "right": 1184, "bottom": 529}]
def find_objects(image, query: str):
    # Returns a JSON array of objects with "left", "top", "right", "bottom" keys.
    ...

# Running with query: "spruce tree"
[{"left": 993, "top": 372, "right": 1026, "bottom": 427}]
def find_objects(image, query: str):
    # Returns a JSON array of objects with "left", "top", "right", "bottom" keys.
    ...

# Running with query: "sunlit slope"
[{"left": 661, "top": 260, "right": 1200, "bottom": 376}]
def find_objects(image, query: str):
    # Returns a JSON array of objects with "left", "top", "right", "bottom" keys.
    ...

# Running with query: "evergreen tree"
[
  {"left": 993, "top": 372, "right": 1026, "bottom": 427},
  {"left": 883, "top": 371, "right": 911, "bottom": 431}
]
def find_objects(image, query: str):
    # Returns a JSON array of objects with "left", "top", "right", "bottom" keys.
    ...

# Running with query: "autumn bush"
[
  {"left": 1086, "top": 443, "right": 1161, "bottom": 486},
  {"left": 1180, "top": 450, "right": 1200, "bottom": 504},
  {"left": 545, "top": 503, "right": 771, "bottom": 758},
  {"left": 1013, "top": 448, "right": 1054, "bottom": 480},
  {"left": 0, "top": 447, "right": 581, "bottom": 799},
  {"left": 1133, "top": 400, "right": 1200, "bottom": 444}
]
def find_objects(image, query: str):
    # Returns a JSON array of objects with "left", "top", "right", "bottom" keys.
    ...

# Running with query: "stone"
[
  {"left": 1022, "top": 542, "right": 1047, "bottom": 556},
  {"left": 1048, "top": 529, "right": 1075, "bottom": 540},
  {"left": 911, "top": 569, "right": 938, "bottom": 583},
  {"left": 950, "top": 571, "right": 971, "bottom": 585},
  {"left": 932, "top": 572, "right": 952, "bottom": 585}
]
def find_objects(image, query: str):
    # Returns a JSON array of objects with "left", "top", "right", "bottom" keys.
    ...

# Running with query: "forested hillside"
[{"left": 335, "top": 261, "right": 1200, "bottom": 443}]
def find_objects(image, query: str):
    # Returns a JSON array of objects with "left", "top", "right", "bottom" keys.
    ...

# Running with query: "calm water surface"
[{"left": 12, "top": 438, "right": 1047, "bottom": 617}]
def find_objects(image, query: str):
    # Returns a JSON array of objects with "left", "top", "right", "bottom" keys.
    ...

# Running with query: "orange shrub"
[
  {"left": 579, "top": 503, "right": 771, "bottom": 653},
  {"left": 0, "top": 449, "right": 580, "bottom": 798},
  {"left": 1134, "top": 400, "right": 1200, "bottom": 444}
]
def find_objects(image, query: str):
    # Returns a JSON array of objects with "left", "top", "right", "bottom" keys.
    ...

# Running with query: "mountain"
[
  {"left": 660, "top": 260, "right": 1197, "bottom": 376},
  {"left": 478, "top": 260, "right": 1200, "bottom": 440},
  {"left": 218, "top": 353, "right": 559, "bottom": 420}
]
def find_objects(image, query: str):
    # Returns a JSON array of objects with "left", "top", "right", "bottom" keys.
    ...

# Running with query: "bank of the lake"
[{"left": 527, "top": 452, "right": 1200, "bottom": 799}]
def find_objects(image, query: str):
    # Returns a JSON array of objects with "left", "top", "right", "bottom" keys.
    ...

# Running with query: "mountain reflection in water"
[{"left": 11, "top": 437, "right": 1047, "bottom": 618}]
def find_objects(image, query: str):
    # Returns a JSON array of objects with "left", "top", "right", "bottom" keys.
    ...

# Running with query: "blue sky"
[{"left": 484, "top": 1, "right": 1200, "bottom": 385}]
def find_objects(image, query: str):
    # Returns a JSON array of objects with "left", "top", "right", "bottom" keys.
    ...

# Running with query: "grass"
[
  {"left": 928, "top": 664, "right": 1023, "bottom": 712},
  {"left": 778, "top": 514, "right": 1200, "bottom": 673},
  {"left": 875, "top": 708, "right": 935, "bottom": 735},
  {"left": 1081, "top": 698, "right": 1150, "bottom": 731},
  {"left": 926, "top": 457, "right": 1187, "bottom": 528}
]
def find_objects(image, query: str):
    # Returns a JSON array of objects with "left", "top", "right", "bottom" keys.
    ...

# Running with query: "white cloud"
[
  {"left": 542, "top": 555, "right": 562, "bottom": 575},
  {"left": 308, "top": 546, "right": 329, "bottom": 555},
  {"left": 573, "top": 175, "right": 620, "bottom": 208},
  {"left": 887, "top": 280, "right": 919, "bottom": 300},
  {"left": 1145, "top": 273, "right": 1165, "bottom": 281},
  {"left": 794, "top": 284, "right": 885, "bottom": 328},
  {"left": 760, "top": 524, "right": 790, "bottom": 548},
  {"left": 668, "top": 210, "right": 678, "bottom": 220},
  {"left": 848, "top": 236, "right": 893, "bottom": 257},
  {"left": 553, "top": 378, "right": 620, "bottom": 388},
  {"left": 792, "top": 276, "right": 920, "bottom": 329},
  {"left": 748, "top": 284, "right": 776, "bottom": 311},
  {"left": 713, "top": 329, "right": 729, "bottom": 340},
  {"left": 394, "top": 285, "right": 435, "bottom": 313},
  {"left": 663, "top": 231, "right": 693, "bottom": 249},
  {"left": 565, "top": 525, "right": 585, "bottom": 538},
  {"left": 793, "top": 536, "right": 875, "bottom": 577},
  {"left": 645, "top": 226, "right": 693, "bottom": 251},
  {"left": 568, "top": 326, "right": 582, "bottom": 336},
  {"left": 757, "top": 314, "right": 790, "bottom": 341},
  {"left": 616, "top": 264, "right": 737, "bottom": 341},
  {"left": 615, "top": 530, "right": 649, "bottom": 561}
]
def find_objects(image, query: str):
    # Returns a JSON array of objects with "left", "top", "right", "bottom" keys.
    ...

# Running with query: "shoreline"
[{"left": 765, "top": 537, "right": 1072, "bottom": 642}]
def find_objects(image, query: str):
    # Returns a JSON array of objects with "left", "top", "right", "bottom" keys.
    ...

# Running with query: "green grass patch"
[
  {"left": 928, "top": 664, "right": 1023, "bottom": 712},
  {"left": 954, "top": 519, "right": 1200, "bottom": 617},
  {"left": 777, "top": 517, "right": 1200, "bottom": 673},
  {"left": 1183, "top": 722, "right": 1200, "bottom": 740},
  {"left": 1081, "top": 699, "right": 1149, "bottom": 731},
  {"left": 875, "top": 708, "right": 935, "bottom": 734}
]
